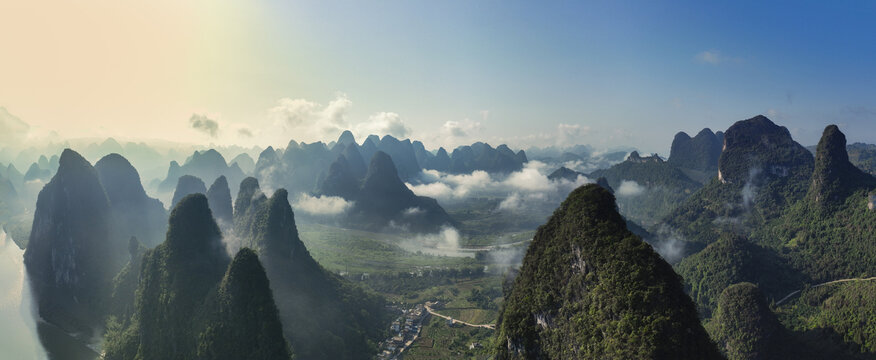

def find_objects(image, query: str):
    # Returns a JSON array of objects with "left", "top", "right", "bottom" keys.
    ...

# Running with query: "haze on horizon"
[{"left": 1, "top": 1, "right": 875, "bottom": 154}]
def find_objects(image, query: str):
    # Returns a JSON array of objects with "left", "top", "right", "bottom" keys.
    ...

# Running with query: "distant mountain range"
[
  {"left": 251, "top": 131, "right": 529, "bottom": 197},
  {"left": 159, "top": 149, "right": 246, "bottom": 196},
  {"left": 502, "top": 115, "right": 876, "bottom": 358},
  {"left": 319, "top": 150, "right": 456, "bottom": 232}
]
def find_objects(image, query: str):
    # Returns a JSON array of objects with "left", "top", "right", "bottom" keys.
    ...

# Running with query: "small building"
[
  {"left": 869, "top": 193, "right": 875, "bottom": 211},
  {"left": 391, "top": 320, "right": 401, "bottom": 333},
  {"left": 446, "top": 317, "right": 454, "bottom": 326}
]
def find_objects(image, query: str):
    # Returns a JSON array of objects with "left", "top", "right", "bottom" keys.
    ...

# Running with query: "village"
[{"left": 376, "top": 303, "right": 430, "bottom": 360}]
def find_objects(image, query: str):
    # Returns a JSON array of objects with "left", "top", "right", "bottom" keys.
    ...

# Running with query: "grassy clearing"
[
  {"left": 297, "top": 223, "right": 478, "bottom": 275},
  {"left": 386, "top": 276, "right": 503, "bottom": 325},
  {"left": 405, "top": 315, "right": 495, "bottom": 360}
]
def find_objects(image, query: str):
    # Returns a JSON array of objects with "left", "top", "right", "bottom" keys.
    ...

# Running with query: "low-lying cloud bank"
[
  {"left": 292, "top": 194, "right": 353, "bottom": 216},
  {"left": 406, "top": 161, "right": 590, "bottom": 213},
  {"left": 617, "top": 180, "right": 645, "bottom": 197},
  {"left": 398, "top": 226, "right": 469, "bottom": 257},
  {"left": 0, "top": 230, "right": 48, "bottom": 359}
]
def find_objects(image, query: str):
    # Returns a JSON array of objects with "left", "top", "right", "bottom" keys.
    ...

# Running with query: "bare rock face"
[
  {"left": 171, "top": 174, "right": 207, "bottom": 208},
  {"left": 626, "top": 151, "right": 663, "bottom": 164},
  {"left": 669, "top": 128, "right": 724, "bottom": 171},
  {"left": 95, "top": 153, "right": 168, "bottom": 247},
  {"left": 207, "top": 175, "right": 233, "bottom": 226},
  {"left": 25, "top": 149, "right": 125, "bottom": 338},
  {"left": 808, "top": 125, "right": 876, "bottom": 210},
  {"left": 717, "top": 115, "right": 812, "bottom": 185}
]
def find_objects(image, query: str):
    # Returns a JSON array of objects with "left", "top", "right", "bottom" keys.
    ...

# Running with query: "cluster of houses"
[{"left": 377, "top": 303, "right": 430, "bottom": 360}]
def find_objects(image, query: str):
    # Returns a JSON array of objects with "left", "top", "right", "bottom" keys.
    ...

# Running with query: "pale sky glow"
[{"left": 1, "top": 1, "right": 875, "bottom": 154}]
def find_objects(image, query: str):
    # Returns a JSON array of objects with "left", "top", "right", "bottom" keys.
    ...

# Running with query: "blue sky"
[{"left": 1, "top": 1, "right": 874, "bottom": 153}]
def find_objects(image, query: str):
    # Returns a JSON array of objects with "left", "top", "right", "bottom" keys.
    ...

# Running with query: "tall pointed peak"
[
  {"left": 809, "top": 124, "right": 875, "bottom": 208},
  {"left": 259, "top": 146, "right": 277, "bottom": 159},
  {"left": 207, "top": 175, "right": 233, "bottom": 225},
  {"left": 496, "top": 183, "right": 719, "bottom": 358},
  {"left": 337, "top": 130, "right": 356, "bottom": 146},
  {"left": 172, "top": 175, "right": 207, "bottom": 207},
  {"left": 95, "top": 153, "right": 148, "bottom": 201},
  {"left": 673, "top": 131, "right": 692, "bottom": 142},
  {"left": 695, "top": 128, "right": 715, "bottom": 138},
  {"left": 596, "top": 176, "right": 614, "bottom": 194},
  {"left": 209, "top": 175, "right": 229, "bottom": 191},
  {"left": 238, "top": 177, "right": 261, "bottom": 198},
  {"left": 234, "top": 177, "right": 263, "bottom": 216},
  {"left": 199, "top": 247, "right": 292, "bottom": 360},
  {"left": 259, "top": 188, "right": 302, "bottom": 258},
  {"left": 381, "top": 134, "right": 399, "bottom": 143},
  {"left": 319, "top": 155, "right": 359, "bottom": 199},
  {"left": 220, "top": 248, "right": 269, "bottom": 295},
  {"left": 718, "top": 115, "right": 812, "bottom": 184},
  {"left": 58, "top": 148, "right": 93, "bottom": 173},
  {"left": 365, "top": 151, "right": 399, "bottom": 180},
  {"left": 712, "top": 282, "right": 782, "bottom": 359},
  {"left": 816, "top": 124, "right": 849, "bottom": 164},
  {"left": 166, "top": 193, "right": 223, "bottom": 254}
]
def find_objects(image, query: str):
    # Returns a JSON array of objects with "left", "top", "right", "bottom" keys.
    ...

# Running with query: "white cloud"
[
  {"left": 237, "top": 127, "right": 253, "bottom": 137},
  {"left": 497, "top": 192, "right": 524, "bottom": 212},
  {"left": 189, "top": 113, "right": 219, "bottom": 137},
  {"left": 407, "top": 160, "right": 590, "bottom": 214},
  {"left": 502, "top": 162, "right": 554, "bottom": 192},
  {"left": 406, "top": 181, "right": 455, "bottom": 199},
  {"left": 442, "top": 119, "right": 483, "bottom": 138},
  {"left": 292, "top": 193, "right": 353, "bottom": 215},
  {"left": 269, "top": 94, "right": 353, "bottom": 142},
  {"left": 268, "top": 94, "right": 413, "bottom": 143},
  {"left": 356, "top": 112, "right": 410, "bottom": 138},
  {"left": 557, "top": 123, "right": 589, "bottom": 146},
  {"left": 499, "top": 123, "right": 592, "bottom": 149},
  {"left": 398, "top": 226, "right": 466, "bottom": 257},
  {"left": 616, "top": 180, "right": 645, "bottom": 197},
  {"left": 403, "top": 207, "right": 425, "bottom": 216}
]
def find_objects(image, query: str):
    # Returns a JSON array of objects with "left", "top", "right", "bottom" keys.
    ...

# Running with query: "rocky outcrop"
[
  {"left": 808, "top": 125, "right": 876, "bottom": 210},
  {"left": 717, "top": 115, "right": 812, "bottom": 184},
  {"left": 207, "top": 175, "right": 233, "bottom": 226},
  {"left": 669, "top": 128, "right": 724, "bottom": 171},
  {"left": 495, "top": 184, "right": 721, "bottom": 359},
  {"left": 95, "top": 153, "right": 168, "bottom": 247},
  {"left": 24, "top": 149, "right": 123, "bottom": 338},
  {"left": 171, "top": 175, "right": 207, "bottom": 208}
]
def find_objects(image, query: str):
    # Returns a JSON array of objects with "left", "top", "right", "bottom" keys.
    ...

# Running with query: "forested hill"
[
  {"left": 495, "top": 184, "right": 720, "bottom": 359},
  {"left": 233, "top": 177, "right": 389, "bottom": 359}
]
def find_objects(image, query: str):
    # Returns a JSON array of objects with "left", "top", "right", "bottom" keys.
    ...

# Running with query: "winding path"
[
  {"left": 774, "top": 276, "right": 876, "bottom": 306},
  {"left": 424, "top": 302, "right": 496, "bottom": 330}
]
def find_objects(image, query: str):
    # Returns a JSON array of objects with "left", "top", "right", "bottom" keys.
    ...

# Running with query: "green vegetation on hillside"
[
  {"left": 406, "top": 316, "right": 495, "bottom": 360},
  {"left": 495, "top": 184, "right": 720, "bottom": 359},
  {"left": 776, "top": 281, "right": 876, "bottom": 356},
  {"left": 590, "top": 152, "right": 702, "bottom": 226},
  {"left": 234, "top": 179, "right": 390, "bottom": 359},
  {"left": 709, "top": 283, "right": 783, "bottom": 359},
  {"left": 675, "top": 233, "right": 801, "bottom": 318}
]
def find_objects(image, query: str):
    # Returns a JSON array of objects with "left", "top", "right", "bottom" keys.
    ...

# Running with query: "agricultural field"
[
  {"left": 404, "top": 316, "right": 495, "bottom": 360},
  {"left": 298, "top": 223, "right": 479, "bottom": 275}
]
